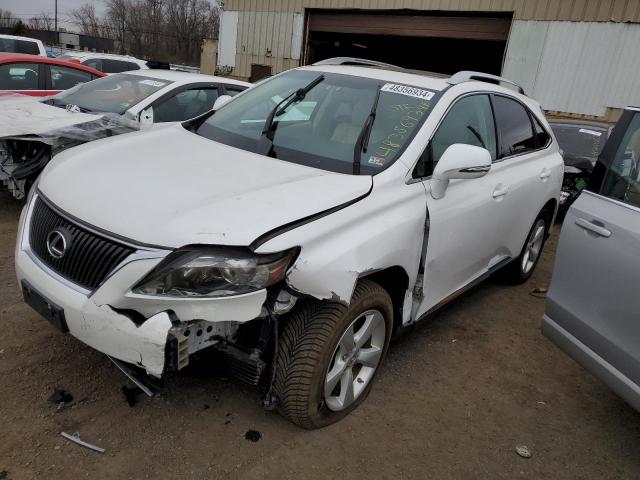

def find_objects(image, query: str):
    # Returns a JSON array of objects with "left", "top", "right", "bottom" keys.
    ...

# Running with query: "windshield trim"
[{"left": 196, "top": 70, "right": 443, "bottom": 175}]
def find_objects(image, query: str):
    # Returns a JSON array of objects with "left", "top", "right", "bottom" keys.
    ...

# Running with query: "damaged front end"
[
  {"left": 0, "top": 93, "right": 138, "bottom": 200},
  {"left": 15, "top": 192, "right": 299, "bottom": 388},
  {"left": 0, "top": 139, "right": 52, "bottom": 200}
]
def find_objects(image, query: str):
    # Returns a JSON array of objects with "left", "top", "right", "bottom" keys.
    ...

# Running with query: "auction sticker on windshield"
[{"left": 381, "top": 83, "right": 435, "bottom": 100}]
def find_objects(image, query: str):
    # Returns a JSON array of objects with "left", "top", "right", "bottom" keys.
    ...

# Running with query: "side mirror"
[
  {"left": 212, "top": 94, "right": 233, "bottom": 111},
  {"left": 139, "top": 106, "right": 154, "bottom": 125},
  {"left": 430, "top": 144, "right": 492, "bottom": 200}
]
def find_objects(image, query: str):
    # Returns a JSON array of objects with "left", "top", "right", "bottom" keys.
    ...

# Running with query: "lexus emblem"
[{"left": 46, "top": 228, "right": 70, "bottom": 259}]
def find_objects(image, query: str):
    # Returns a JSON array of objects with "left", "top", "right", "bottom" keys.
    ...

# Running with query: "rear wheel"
[
  {"left": 274, "top": 279, "right": 393, "bottom": 429},
  {"left": 503, "top": 213, "right": 548, "bottom": 284}
]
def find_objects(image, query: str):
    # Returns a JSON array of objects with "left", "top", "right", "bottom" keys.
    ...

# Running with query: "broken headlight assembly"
[{"left": 132, "top": 246, "right": 298, "bottom": 297}]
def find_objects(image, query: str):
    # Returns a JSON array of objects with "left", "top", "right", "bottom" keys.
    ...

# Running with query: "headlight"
[{"left": 132, "top": 246, "right": 298, "bottom": 297}]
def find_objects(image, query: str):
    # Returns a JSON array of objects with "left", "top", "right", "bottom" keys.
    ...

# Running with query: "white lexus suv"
[{"left": 16, "top": 58, "right": 562, "bottom": 429}]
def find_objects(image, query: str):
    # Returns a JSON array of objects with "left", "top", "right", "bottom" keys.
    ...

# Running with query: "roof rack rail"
[
  {"left": 448, "top": 71, "right": 525, "bottom": 95},
  {"left": 312, "top": 57, "right": 402, "bottom": 70}
]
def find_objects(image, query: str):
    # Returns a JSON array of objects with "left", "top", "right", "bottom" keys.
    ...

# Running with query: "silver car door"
[{"left": 544, "top": 108, "right": 640, "bottom": 409}]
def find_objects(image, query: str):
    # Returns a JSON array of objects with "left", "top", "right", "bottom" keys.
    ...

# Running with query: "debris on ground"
[
  {"left": 47, "top": 389, "right": 73, "bottom": 406},
  {"left": 515, "top": 445, "right": 532, "bottom": 458},
  {"left": 529, "top": 287, "right": 548, "bottom": 299},
  {"left": 0, "top": 470, "right": 8, "bottom": 479},
  {"left": 244, "top": 430, "right": 262, "bottom": 442},
  {"left": 122, "top": 385, "right": 144, "bottom": 407},
  {"left": 60, "top": 432, "right": 105, "bottom": 453}
]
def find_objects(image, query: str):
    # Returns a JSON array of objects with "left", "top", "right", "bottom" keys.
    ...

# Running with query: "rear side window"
[
  {"left": 127, "top": 62, "right": 141, "bottom": 71},
  {"left": 492, "top": 95, "right": 537, "bottom": 157},
  {"left": 0, "top": 62, "right": 39, "bottom": 90},
  {"left": 601, "top": 113, "right": 640, "bottom": 208},
  {"left": 431, "top": 94, "right": 497, "bottom": 166},
  {"left": 0, "top": 38, "right": 39, "bottom": 55},
  {"left": 49, "top": 65, "right": 93, "bottom": 90},
  {"left": 101, "top": 59, "right": 132, "bottom": 73},
  {"left": 532, "top": 116, "right": 551, "bottom": 149}
]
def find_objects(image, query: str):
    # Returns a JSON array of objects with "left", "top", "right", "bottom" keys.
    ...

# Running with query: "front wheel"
[
  {"left": 502, "top": 213, "right": 548, "bottom": 284},
  {"left": 274, "top": 279, "right": 393, "bottom": 429}
]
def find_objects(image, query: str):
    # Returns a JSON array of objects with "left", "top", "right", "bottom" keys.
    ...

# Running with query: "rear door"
[
  {"left": 545, "top": 109, "right": 640, "bottom": 391},
  {"left": 488, "top": 94, "right": 560, "bottom": 259}
]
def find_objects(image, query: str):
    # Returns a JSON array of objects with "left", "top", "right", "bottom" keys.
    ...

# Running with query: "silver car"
[{"left": 543, "top": 106, "right": 640, "bottom": 410}]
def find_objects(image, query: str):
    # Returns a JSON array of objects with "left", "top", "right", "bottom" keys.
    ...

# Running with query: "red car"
[{"left": 0, "top": 52, "right": 105, "bottom": 97}]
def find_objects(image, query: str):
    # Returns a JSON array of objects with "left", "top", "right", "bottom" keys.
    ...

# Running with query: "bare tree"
[
  {"left": 0, "top": 8, "right": 19, "bottom": 28},
  {"left": 28, "top": 13, "right": 54, "bottom": 31},
  {"left": 70, "top": 3, "right": 108, "bottom": 37},
  {"left": 69, "top": 0, "right": 221, "bottom": 65}
]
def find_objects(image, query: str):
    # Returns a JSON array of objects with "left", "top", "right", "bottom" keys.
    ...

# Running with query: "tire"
[
  {"left": 502, "top": 211, "right": 549, "bottom": 284},
  {"left": 274, "top": 279, "right": 393, "bottom": 429}
]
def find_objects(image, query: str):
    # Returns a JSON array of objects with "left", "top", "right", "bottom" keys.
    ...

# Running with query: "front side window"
[
  {"left": 49, "top": 65, "right": 93, "bottom": 90},
  {"left": 431, "top": 94, "right": 497, "bottom": 166},
  {"left": 225, "top": 87, "right": 245, "bottom": 97},
  {"left": 50, "top": 73, "right": 171, "bottom": 114},
  {"left": 0, "top": 62, "right": 39, "bottom": 90},
  {"left": 83, "top": 58, "right": 102, "bottom": 70},
  {"left": 493, "top": 95, "right": 537, "bottom": 157},
  {"left": 154, "top": 87, "right": 219, "bottom": 122},
  {"left": 601, "top": 113, "right": 640, "bottom": 208},
  {"left": 197, "top": 70, "right": 439, "bottom": 174}
]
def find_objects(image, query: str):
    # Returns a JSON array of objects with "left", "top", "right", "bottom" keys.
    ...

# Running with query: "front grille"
[{"left": 29, "top": 196, "right": 135, "bottom": 290}]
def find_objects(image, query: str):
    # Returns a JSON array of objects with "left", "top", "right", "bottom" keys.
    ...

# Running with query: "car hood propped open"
[{"left": 39, "top": 125, "right": 372, "bottom": 248}]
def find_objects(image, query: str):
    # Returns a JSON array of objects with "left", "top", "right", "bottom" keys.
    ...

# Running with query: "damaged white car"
[
  {"left": 0, "top": 70, "right": 249, "bottom": 200},
  {"left": 16, "top": 59, "right": 562, "bottom": 428}
]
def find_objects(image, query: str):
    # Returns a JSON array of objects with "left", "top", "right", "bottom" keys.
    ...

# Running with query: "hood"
[
  {"left": 0, "top": 94, "right": 138, "bottom": 146},
  {"left": 0, "top": 94, "right": 101, "bottom": 138},
  {"left": 39, "top": 125, "right": 372, "bottom": 248}
]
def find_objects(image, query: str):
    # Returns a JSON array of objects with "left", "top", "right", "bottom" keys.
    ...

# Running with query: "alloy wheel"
[{"left": 324, "top": 309, "right": 387, "bottom": 412}]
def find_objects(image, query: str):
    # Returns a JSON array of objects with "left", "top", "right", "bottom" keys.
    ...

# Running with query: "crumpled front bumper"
[{"left": 15, "top": 197, "right": 268, "bottom": 377}]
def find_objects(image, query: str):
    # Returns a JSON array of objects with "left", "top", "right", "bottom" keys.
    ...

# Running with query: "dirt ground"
[{"left": 1, "top": 191, "right": 639, "bottom": 480}]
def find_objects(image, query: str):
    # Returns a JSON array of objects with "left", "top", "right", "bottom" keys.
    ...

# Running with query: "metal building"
[{"left": 216, "top": 0, "right": 640, "bottom": 119}]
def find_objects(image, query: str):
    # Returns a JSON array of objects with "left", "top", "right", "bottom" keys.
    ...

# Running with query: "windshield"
[
  {"left": 551, "top": 123, "right": 609, "bottom": 164},
  {"left": 197, "top": 70, "right": 439, "bottom": 174},
  {"left": 51, "top": 73, "right": 171, "bottom": 114}
]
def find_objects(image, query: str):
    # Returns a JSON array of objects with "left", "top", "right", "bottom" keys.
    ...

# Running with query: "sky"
[{"left": 2, "top": 0, "right": 106, "bottom": 32}]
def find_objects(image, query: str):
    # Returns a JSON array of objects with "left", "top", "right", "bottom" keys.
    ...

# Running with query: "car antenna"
[{"left": 353, "top": 84, "right": 382, "bottom": 175}]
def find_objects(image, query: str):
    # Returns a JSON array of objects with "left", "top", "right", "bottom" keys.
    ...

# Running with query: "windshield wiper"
[
  {"left": 257, "top": 74, "right": 324, "bottom": 156},
  {"left": 353, "top": 85, "right": 382, "bottom": 175}
]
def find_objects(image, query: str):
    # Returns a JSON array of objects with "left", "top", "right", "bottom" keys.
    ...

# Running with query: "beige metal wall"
[
  {"left": 225, "top": 0, "right": 640, "bottom": 22},
  {"left": 231, "top": 11, "right": 301, "bottom": 80}
]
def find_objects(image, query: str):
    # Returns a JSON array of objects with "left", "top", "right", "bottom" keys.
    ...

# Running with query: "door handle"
[
  {"left": 492, "top": 184, "right": 509, "bottom": 199},
  {"left": 575, "top": 218, "right": 611, "bottom": 238},
  {"left": 539, "top": 168, "right": 552, "bottom": 179}
]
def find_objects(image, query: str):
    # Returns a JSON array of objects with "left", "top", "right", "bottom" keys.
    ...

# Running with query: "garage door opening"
[{"left": 304, "top": 10, "right": 512, "bottom": 76}]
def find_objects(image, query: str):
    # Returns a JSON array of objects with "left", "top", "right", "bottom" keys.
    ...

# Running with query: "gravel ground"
[{"left": 1, "top": 191, "right": 639, "bottom": 479}]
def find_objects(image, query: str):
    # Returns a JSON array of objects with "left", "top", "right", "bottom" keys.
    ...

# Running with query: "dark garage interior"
[{"left": 305, "top": 10, "right": 512, "bottom": 76}]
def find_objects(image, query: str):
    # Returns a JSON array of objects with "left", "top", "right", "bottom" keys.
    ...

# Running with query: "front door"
[
  {"left": 415, "top": 94, "right": 502, "bottom": 318},
  {"left": 545, "top": 109, "right": 640, "bottom": 392}
]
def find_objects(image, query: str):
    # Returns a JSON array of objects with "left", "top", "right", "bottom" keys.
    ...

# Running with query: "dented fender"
[{"left": 256, "top": 170, "right": 428, "bottom": 316}]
